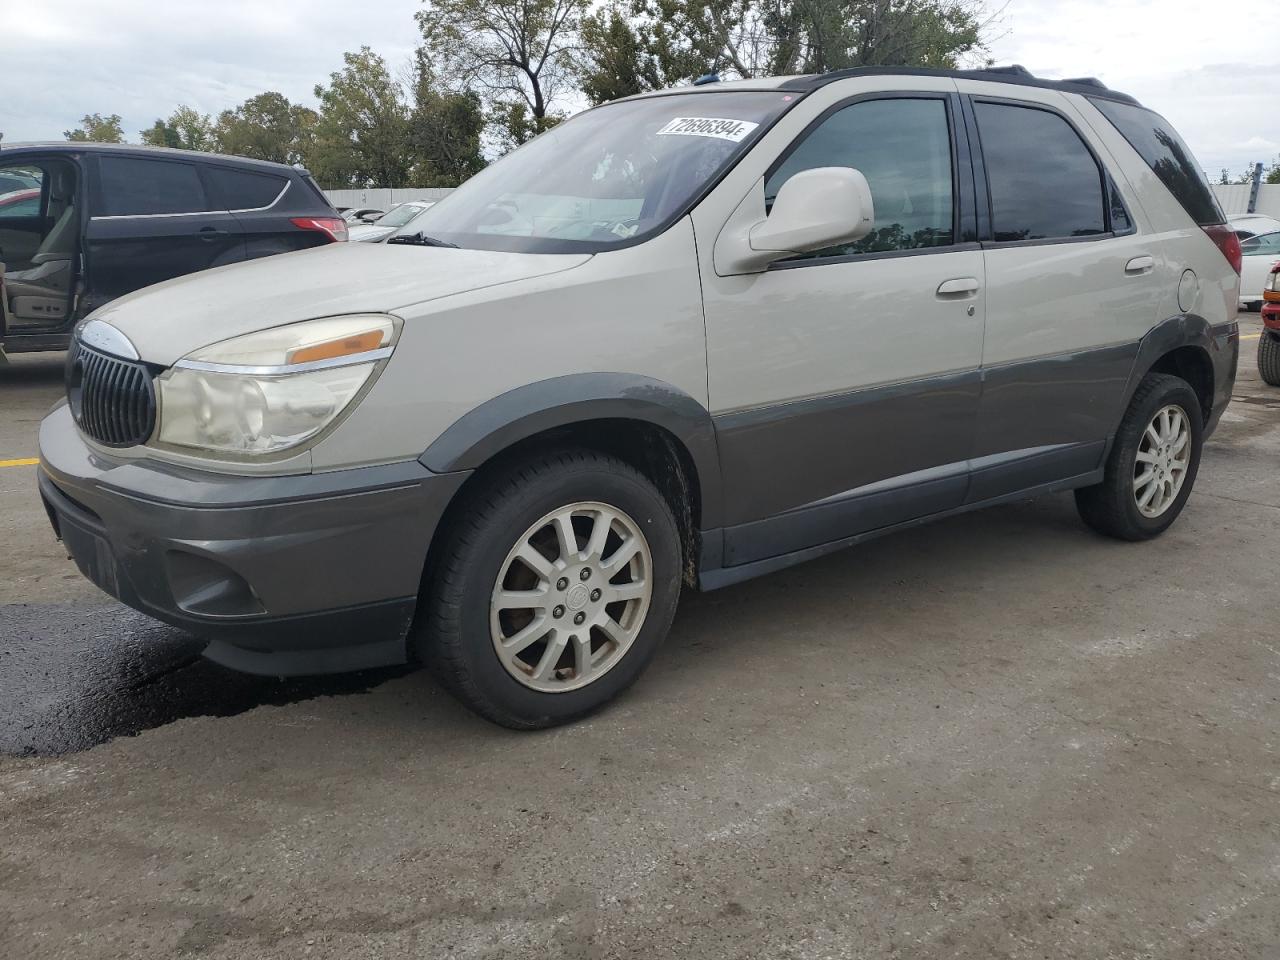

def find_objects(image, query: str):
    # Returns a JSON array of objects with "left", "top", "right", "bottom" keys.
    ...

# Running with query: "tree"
[
  {"left": 168, "top": 106, "right": 216, "bottom": 152},
  {"left": 64, "top": 113, "right": 125, "bottom": 143},
  {"left": 308, "top": 47, "right": 413, "bottom": 188},
  {"left": 407, "top": 52, "right": 487, "bottom": 186},
  {"left": 141, "top": 119, "right": 182, "bottom": 149},
  {"left": 214, "top": 92, "right": 316, "bottom": 164},
  {"left": 601, "top": 0, "right": 989, "bottom": 87},
  {"left": 417, "top": 0, "right": 590, "bottom": 148},
  {"left": 1265, "top": 157, "right": 1280, "bottom": 186},
  {"left": 578, "top": 5, "right": 707, "bottom": 103}
]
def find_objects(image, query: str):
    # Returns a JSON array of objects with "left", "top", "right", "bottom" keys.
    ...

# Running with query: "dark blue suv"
[{"left": 0, "top": 143, "right": 347, "bottom": 353}]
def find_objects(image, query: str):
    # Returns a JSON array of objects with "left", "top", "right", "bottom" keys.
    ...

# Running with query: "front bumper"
[{"left": 38, "top": 404, "right": 469, "bottom": 675}]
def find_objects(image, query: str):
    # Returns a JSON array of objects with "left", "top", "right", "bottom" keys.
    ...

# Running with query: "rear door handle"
[
  {"left": 198, "top": 226, "right": 228, "bottom": 241},
  {"left": 1125, "top": 255, "right": 1154, "bottom": 275},
  {"left": 936, "top": 277, "right": 980, "bottom": 298}
]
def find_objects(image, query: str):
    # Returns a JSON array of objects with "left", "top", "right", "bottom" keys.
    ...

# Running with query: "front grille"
[{"left": 67, "top": 343, "right": 156, "bottom": 448}]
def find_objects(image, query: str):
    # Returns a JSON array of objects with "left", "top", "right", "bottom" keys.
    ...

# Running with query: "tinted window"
[
  {"left": 205, "top": 166, "right": 286, "bottom": 209},
  {"left": 765, "top": 98, "right": 954, "bottom": 259},
  {"left": 1089, "top": 98, "right": 1223, "bottom": 226},
  {"left": 975, "top": 102, "right": 1106, "bottom": 242},
  {"left": 97, "top": 157, "right": 208, "bottom": 215}
]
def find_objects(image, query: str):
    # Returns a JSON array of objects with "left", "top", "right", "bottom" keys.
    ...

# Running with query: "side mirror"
[{"left": 715, "top": 167, "right": 875, "bottom": 274}]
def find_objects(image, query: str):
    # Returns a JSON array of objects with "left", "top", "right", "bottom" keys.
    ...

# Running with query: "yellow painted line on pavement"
[
  {"left": 1240, "top": 332, "right": 1261, "bottom": 341},
  {"left": 0, "top": 458, "right": 39, "bottom": 468}
]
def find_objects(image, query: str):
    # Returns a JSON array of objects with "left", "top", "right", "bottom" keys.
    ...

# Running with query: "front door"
[
  {"left": 82, "top": 154, "right": 245, "bottom": 316},
  {"left": 702, "top": 93, "right": 987, "bottom": 566}
]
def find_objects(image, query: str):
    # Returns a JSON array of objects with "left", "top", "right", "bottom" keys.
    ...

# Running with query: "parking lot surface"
[{"left": 2, "top": 326, "right": 1278, "bottom": 959}]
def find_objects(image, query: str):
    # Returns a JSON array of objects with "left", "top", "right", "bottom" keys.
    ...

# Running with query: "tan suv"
[{"left": 39, "top": 66, "right": 1239, "bottom": 728}]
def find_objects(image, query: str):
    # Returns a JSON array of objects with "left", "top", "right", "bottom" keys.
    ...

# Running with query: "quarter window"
[
  {"left": 765, "top": 97, "right": 955, "bottom": 259},
  {"left": 974, "top": 102, "right": 1106, "bottom": 242},
  {"left": 97, "top": 157, "right": 209, "bottom": 216},
  {"left": 1241, "top": 232, "right": 1280, "bottom": 256},
  {"left": 205, "top": 166, "right": 286, "bottom": 210}
]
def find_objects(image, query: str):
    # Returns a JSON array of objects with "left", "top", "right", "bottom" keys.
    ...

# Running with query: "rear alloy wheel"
[
  {"left": 1075, "top": 373, "right": 1203, "bottom": 540},
  {"left": 1259, "top": 332, "right": 1280, "bottom": 386},
  {"left": 419, "top": 449, "right": 682, "bottom": 729}
]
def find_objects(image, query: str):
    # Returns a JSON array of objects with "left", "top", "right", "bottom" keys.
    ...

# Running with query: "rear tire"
[
  {"left": 417, "top": 449, "right": 682, "bottom": 729},
  {"left": 1075, "top": 373, "right": 1203, "bottom": 541},
  {"left": 1259, "top": 332, "right": 1280, "bottom": 387}
]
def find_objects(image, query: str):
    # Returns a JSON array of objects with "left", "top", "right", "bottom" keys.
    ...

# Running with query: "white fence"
[
  {"left": 323, "top": 187, "right": 455, "bottom": 210},
  {"left": 1211, "top": 183, "right": 1280, "bottom": 218}
]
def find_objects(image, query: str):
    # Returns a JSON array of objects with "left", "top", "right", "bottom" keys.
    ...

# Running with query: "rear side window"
[
  {"left": 97, "top": 157, "right": 208, "bottom": 216},
  {"left": 205, "top": 166, "right": 286, "bottom": 210},
  {"left": 765, "top": 97, "right": 955, "bottom": 259},
  {"left": 974, "top": 102, "right": 1106, "bottom": 242},
  {"left": 1242, "top": 232, "right": 1280, "bottom": 256},
  {"left": 1088, "top": 98, "right": 1224, "bottom": 226}
]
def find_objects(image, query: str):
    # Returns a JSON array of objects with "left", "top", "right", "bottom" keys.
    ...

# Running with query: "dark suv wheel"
[
  {"left": 1075, "top": 373, "right": 1204, "bottom": 540},
  {"left": 417, "top": 449, "right": 683, "bottom": 729},
  {"left": 1259, "top": 332, "right": 1280, "bottom": 386}
]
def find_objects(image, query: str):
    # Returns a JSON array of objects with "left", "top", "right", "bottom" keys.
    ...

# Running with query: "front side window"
[
  {"left": 97, "top": 157, "right": 209, "bottom": 216},
  {"left": 765, "top": 97, "right": 955, "bottom": 259},
  {"left": 400, "top": 91, "right": 795, "bottom": 253},
  {"left": 378, "top": 203, "right": 430, "bottom": 228},
  {"left": 974, "top": 102, "right": 1106, "bottom": 242},
  {"left": 0, "top": 166, "right": 43, "bottom": 224}
]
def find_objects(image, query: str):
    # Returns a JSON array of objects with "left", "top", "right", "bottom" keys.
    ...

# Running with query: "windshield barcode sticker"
[{"left": 656, "top": 117, "right": 760, "bottom": 142}]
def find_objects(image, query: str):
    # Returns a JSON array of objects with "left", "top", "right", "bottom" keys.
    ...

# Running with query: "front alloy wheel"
[
  {"left": 419, "top": 449, "right": 682, "bottom": 729},
  {"left": 491, "top": 502, "right": 653, "bottom": 692}
]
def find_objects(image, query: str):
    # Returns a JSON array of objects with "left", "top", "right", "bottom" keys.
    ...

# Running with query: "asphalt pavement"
[{"left": 1, "top": 325, "right": 1278, "bottom": 959}]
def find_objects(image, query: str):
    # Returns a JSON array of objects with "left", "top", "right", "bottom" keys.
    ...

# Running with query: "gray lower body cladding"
[{"left": 38, "top": 405, "right": 469, "bottom": 675}]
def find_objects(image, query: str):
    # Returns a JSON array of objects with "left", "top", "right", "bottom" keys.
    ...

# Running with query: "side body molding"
[
  {"left": 1120, "top": 313, "right": 1238, "bottom": 436},
  {"left": 418, "top": 373, "right": 726, "bottom": 529}
]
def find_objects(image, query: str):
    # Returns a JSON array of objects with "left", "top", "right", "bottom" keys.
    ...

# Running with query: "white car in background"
[
  {"left": 347, "top": 201, "right": 434, "bottom": 243},
  {"left": 1229, "top": 213, "right": 1280, "bottom": 241},
  {"left": 1239, "top": 230, "right": 1280, "bottom": 311}
]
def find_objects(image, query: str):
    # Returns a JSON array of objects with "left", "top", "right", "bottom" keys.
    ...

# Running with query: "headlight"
[{"left": 155, "top": 314, "right": 398, "bottom": 457}]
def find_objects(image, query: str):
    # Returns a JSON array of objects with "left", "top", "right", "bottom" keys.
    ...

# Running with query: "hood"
[{"left": 91, "top": 242, "right": 591, "bottom": 365}]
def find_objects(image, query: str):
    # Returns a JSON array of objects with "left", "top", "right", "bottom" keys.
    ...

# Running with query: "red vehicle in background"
[{"left": 1260, "top": 262, "right": 1280, "bottom": 386}]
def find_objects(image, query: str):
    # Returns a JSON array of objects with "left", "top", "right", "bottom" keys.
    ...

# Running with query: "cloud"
[
  {"left": 0, "top": 0, "right": 421, "bottom": 142},
  {"left": 2, "top": 0, "right": 1273, "bottom": 178},
  {"left": 989, "top": 0, "right": 1277, "bottom": 175}
]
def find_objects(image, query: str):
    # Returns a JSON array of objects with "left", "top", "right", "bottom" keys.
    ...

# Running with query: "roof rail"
[{"left": 777, "top": 65, "right": 1139, "bottom": 106}]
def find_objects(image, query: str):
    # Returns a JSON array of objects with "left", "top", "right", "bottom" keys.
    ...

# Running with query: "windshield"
[
  {"left": 395, "top": 91, "right": 797, "bottom": 253},
  {"left": 377, "top": 203, "right": 430, "bottom": 227}
]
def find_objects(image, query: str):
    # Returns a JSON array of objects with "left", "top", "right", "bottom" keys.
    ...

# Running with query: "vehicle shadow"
[
  {"left": 0, "top": 491, "right": 1100, "bottom": 756},
  {"left": 0, "top": 350, "right": 67, "bottom": 384}
]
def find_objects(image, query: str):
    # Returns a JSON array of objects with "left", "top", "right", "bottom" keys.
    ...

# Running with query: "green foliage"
[
  {"left": 417, "top": 0, "right": 588, "bottom": 149},
  {"left": 1266, "top": 158, "right": 1280, "bottom": 185},
  {"left": 214, "top": 92, "right": 316, "bottom": 164},
  {"left": 64, "top": 113, "right": 125, "bottom": 143},
  {"left": 140, "top": 119, "right": 182, "bottom": 149},
  {"left": 308, "top": 47, "right": 412, "bottom": 188},
  {"left": 407, "top": 53, "right": 487, "bottom": 186}
]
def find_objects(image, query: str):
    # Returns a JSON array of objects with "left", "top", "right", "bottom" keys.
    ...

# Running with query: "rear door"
[
  {"left": 202, "top": 162, "right": 301, "bottom": 259},
  {"left": 958, "top": 87, "right": 1163, "bottom": 501},
  {"left": 82, "top": 154, "right": 245, "bottom": 314}
]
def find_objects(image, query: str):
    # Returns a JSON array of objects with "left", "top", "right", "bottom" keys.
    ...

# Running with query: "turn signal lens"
[
  {"left": 291, "top": 216, "right": 348, "bottom": 243},
  {"left": 287, "top": 329, "right": 386, "bottom": 365}
]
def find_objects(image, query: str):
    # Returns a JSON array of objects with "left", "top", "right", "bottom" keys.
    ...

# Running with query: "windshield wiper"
[{"left": 386, "top": 231, "right": 459, "bottom": 248}]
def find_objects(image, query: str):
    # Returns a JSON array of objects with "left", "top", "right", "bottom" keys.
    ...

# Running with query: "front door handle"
[
  {"left": 1125, "top": 255, "right": 1154, "bottom": 275},
  {"left": 936, "top": 277, "right": 980, "bottom": 298}
]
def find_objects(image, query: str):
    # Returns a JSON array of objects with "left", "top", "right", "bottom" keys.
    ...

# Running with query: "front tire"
[
  {"left": 1075, "top": 373, "right": 1203, "bottom": 541},
  {"left": 417, "top": 449, "right": 682, "bottom": 729},
  {"left": 1259, "top": 332, "right": 1280, "bottom": 387}
]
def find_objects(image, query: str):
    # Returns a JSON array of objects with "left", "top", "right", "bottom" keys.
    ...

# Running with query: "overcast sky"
[{"left": 1, "top": 0, "right": 1273, "bottom": 178}]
